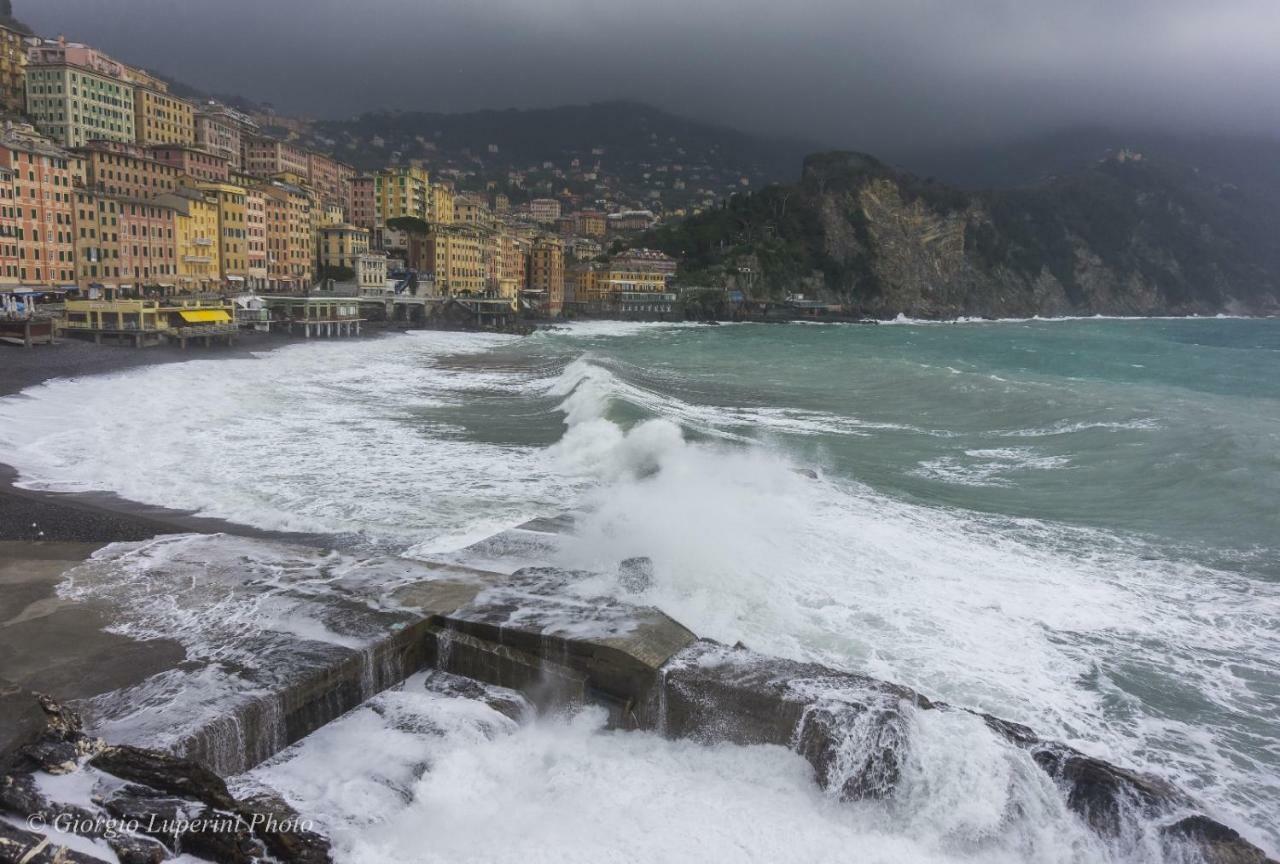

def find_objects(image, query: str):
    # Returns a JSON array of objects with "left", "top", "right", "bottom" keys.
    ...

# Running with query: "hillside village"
[{"left": 0, "top": 15, "right": 739, "bottom": 346}]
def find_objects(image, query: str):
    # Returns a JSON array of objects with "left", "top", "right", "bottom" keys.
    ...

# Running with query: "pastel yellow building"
[
  {"left": 425, "top": 226, "right": 485, "bottom": 296},
  {"left": 429, "top": 182, "right": 454, "bottom": 225},
  {"left": 376, "top": 165, "right": 429, "bottom": 224},
  {"left": 318, "top": 224, "right": 370, "bottom": 272},
  {"left": 133, "top": 86, "right": 195, "bottom": 146},
  {"left": 453, "top": 194, "right": 489, "bottom": 227},
  {"left": 193, "top": 181, "right": 249, "bottom": 286},
  {"left": 156, "top": 188, "right": 221, "bottom": 293}
]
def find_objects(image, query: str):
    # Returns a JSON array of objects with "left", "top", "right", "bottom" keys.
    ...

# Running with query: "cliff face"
[{"left": 651, "top": 150, "right": 1280, "bottom": 317}]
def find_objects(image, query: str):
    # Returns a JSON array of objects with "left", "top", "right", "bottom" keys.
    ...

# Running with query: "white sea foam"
[
  {"left": 911, "top": 447, "right": 1073, "bottom": 487},
  {"left": 539, "top": 359, "right": 1280, "bottom": 853},
  {"left": 0, "top": 333, "right": 574, "bottom": 547}
]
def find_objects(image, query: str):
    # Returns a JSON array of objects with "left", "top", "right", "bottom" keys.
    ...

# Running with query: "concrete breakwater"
[{"left": 0, "top": 527, "right": 1274, "bottom": 864}]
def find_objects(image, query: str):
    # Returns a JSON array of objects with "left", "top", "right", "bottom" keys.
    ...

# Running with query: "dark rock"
[
  {"left": 1031, "top": 744, "right": 1187, "bottom": 835},
  {"left": 794, "top": 702, "right": 908, "bottom": 800},
  {"left": 0, "top": 820, "right": 108, "bottom": 863},
  {"left": 617, "top": 557, "right": 654, "bottom": 593},
  {"left": 105, "top": 834, "right": 170, "bottom": 864},
  {"left": 0, "top": 683, "right": 46, "bottom": 774},
  {"left": 90, "top": 746, "right": 237, "bottom": 812},
  {"left": 101, "top": 784, "right": 195, "bottom": 840},
  {"left": 0, "top": 772, "right": 44, "bottom": 818},
  {"left": 239, "top": 792, "right": 332, "bottom": 864},
  {"left": 1162, "top": 816, "right": 1278, "bottom": 864},
  {"left": 7, "top": 694, "right": 101, "bottom": 775},
  {"left": 174, "top": 808, "right": 262, "bottom": 864},
  {"left": 20, "top": 739, "right": 80, "bottom": 776}
]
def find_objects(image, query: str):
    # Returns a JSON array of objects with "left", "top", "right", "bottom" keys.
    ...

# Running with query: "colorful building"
[
  {"left": 575, "top": 210, "right": 607, "bottom": 238},
  {"left": 529, "top": 235, "right": 565, "bottom": 315},
  {"left": 307, "top": 151, "right": 354, "bottom": 211},
  {"left": 0, "top": 21, "right": 28, "bottom": 114},
  {"left": 118, "top": 198, "right": 179, "bottom": 292},
  {"left": 0, "top": 163, "right": 19, "bottom": 286},
  {"left": 194, "top": 103, "right": 257, "bottom": 170},
  {"left": 77, "top": 140, "right": 179, "bottom": 199},
  {"left": 348, "top": 174, "right": 376, "bottom": 231},
  {"left": 72, "top": 188, "right": 125, "bottom": 294},
  {"left": 424, "top": 226, "right": 485, "bottom": 296},
  {"left": 244, "top": 187, "right": 268, "bottom": 291},
  {"left": 155, "top": 188, "right": 221, "bottom": 293},
  {"left": 529, "top": 198, "right": 561, "bottom": 224},
  {"left": 375, "top": 165, "right": 429, "bottom": 224},
  {"left": 0, "top": 124, "right": 75, "bottom": 287},
  {"left": 24, "top": 38, "right": 135, "bottom": 148},
  {"left": 193, "top": 181, "right": 249, "bottom": 288},
  {"left": 260, "top": 179, "right": 313, "bottom": 292},
  {"left": 242, "top": 135, "right": 309, "bottom": 180},
  {"left": 429, "top": 182, "right": 454, "bottom": 226},
  {"left": 318, "top": 223, "right": 370, "bottom": 273},
  {"left": 132, "top": 85, "right": 195, "bottom": 146},
  {"left": 148, "top": 144, "right": 230, "bottom": 183}
]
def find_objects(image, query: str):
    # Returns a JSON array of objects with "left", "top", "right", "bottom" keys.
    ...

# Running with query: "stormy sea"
[{"left": 1, "top": 318, "right": 1277, "bottom": 863}]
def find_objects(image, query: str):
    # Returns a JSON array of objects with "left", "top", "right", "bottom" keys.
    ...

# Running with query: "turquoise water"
[
  {"left": 2, "top": 317, "right": 1277, "bottom": 856},
  {"left": 530, "top": 319, "right": 1280, "bottom": 563}
]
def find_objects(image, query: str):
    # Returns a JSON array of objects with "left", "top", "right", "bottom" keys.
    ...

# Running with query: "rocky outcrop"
[
  {"left": 648, "top": 148, "right": 1280, "bottom": 317},
  {"left": 0, "top": 693, "right": 333, "bottom": 864}
]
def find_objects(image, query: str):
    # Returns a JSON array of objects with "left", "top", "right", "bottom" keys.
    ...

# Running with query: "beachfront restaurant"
[
  {"left": 261, "top": 295, "right": 363, "bottom": 338},
  {"left": 62, "top": 297, "right": 239, "bottom": 348}
]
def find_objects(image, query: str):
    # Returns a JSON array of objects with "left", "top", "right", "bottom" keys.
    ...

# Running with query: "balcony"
[
  {"left": 182, "top": 255, "right": 212, "bottom": 264},
  {"left": 193, "top": 237, "right": 214, "bottom": 246}
]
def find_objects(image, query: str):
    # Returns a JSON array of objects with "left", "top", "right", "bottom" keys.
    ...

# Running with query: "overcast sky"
[{"left": 22, "top": 0, "right": 1280, "bottom": 155}]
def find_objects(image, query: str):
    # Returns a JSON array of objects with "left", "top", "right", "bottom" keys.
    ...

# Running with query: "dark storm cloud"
[{"left": 22, "top": 0, "right": 1280, "bottom": 154}]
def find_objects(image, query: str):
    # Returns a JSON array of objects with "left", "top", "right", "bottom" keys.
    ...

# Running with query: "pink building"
[
  {"left": 147, "top": 145, "right": 231, "bottom": 183},
  {"left": 118, "top": 199, "right": 178, "bottom": 289},
  {"left": 348, "top": 175, "right": 376, "bottom": 231},
  {"left": 307, "top": 152, "right": 354, "bottom": 210},
  {"left": 244, "top": 188, "right": 268, "bottom": 291},
  {"left": 27, "top": 38, "right": 125, "bottom": 79},
  {"left": 242, "top": 136, "right": 310, "bottom": 180},
  {"left": 0, "top": 125, "right": 75, "bottom": 286}
]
